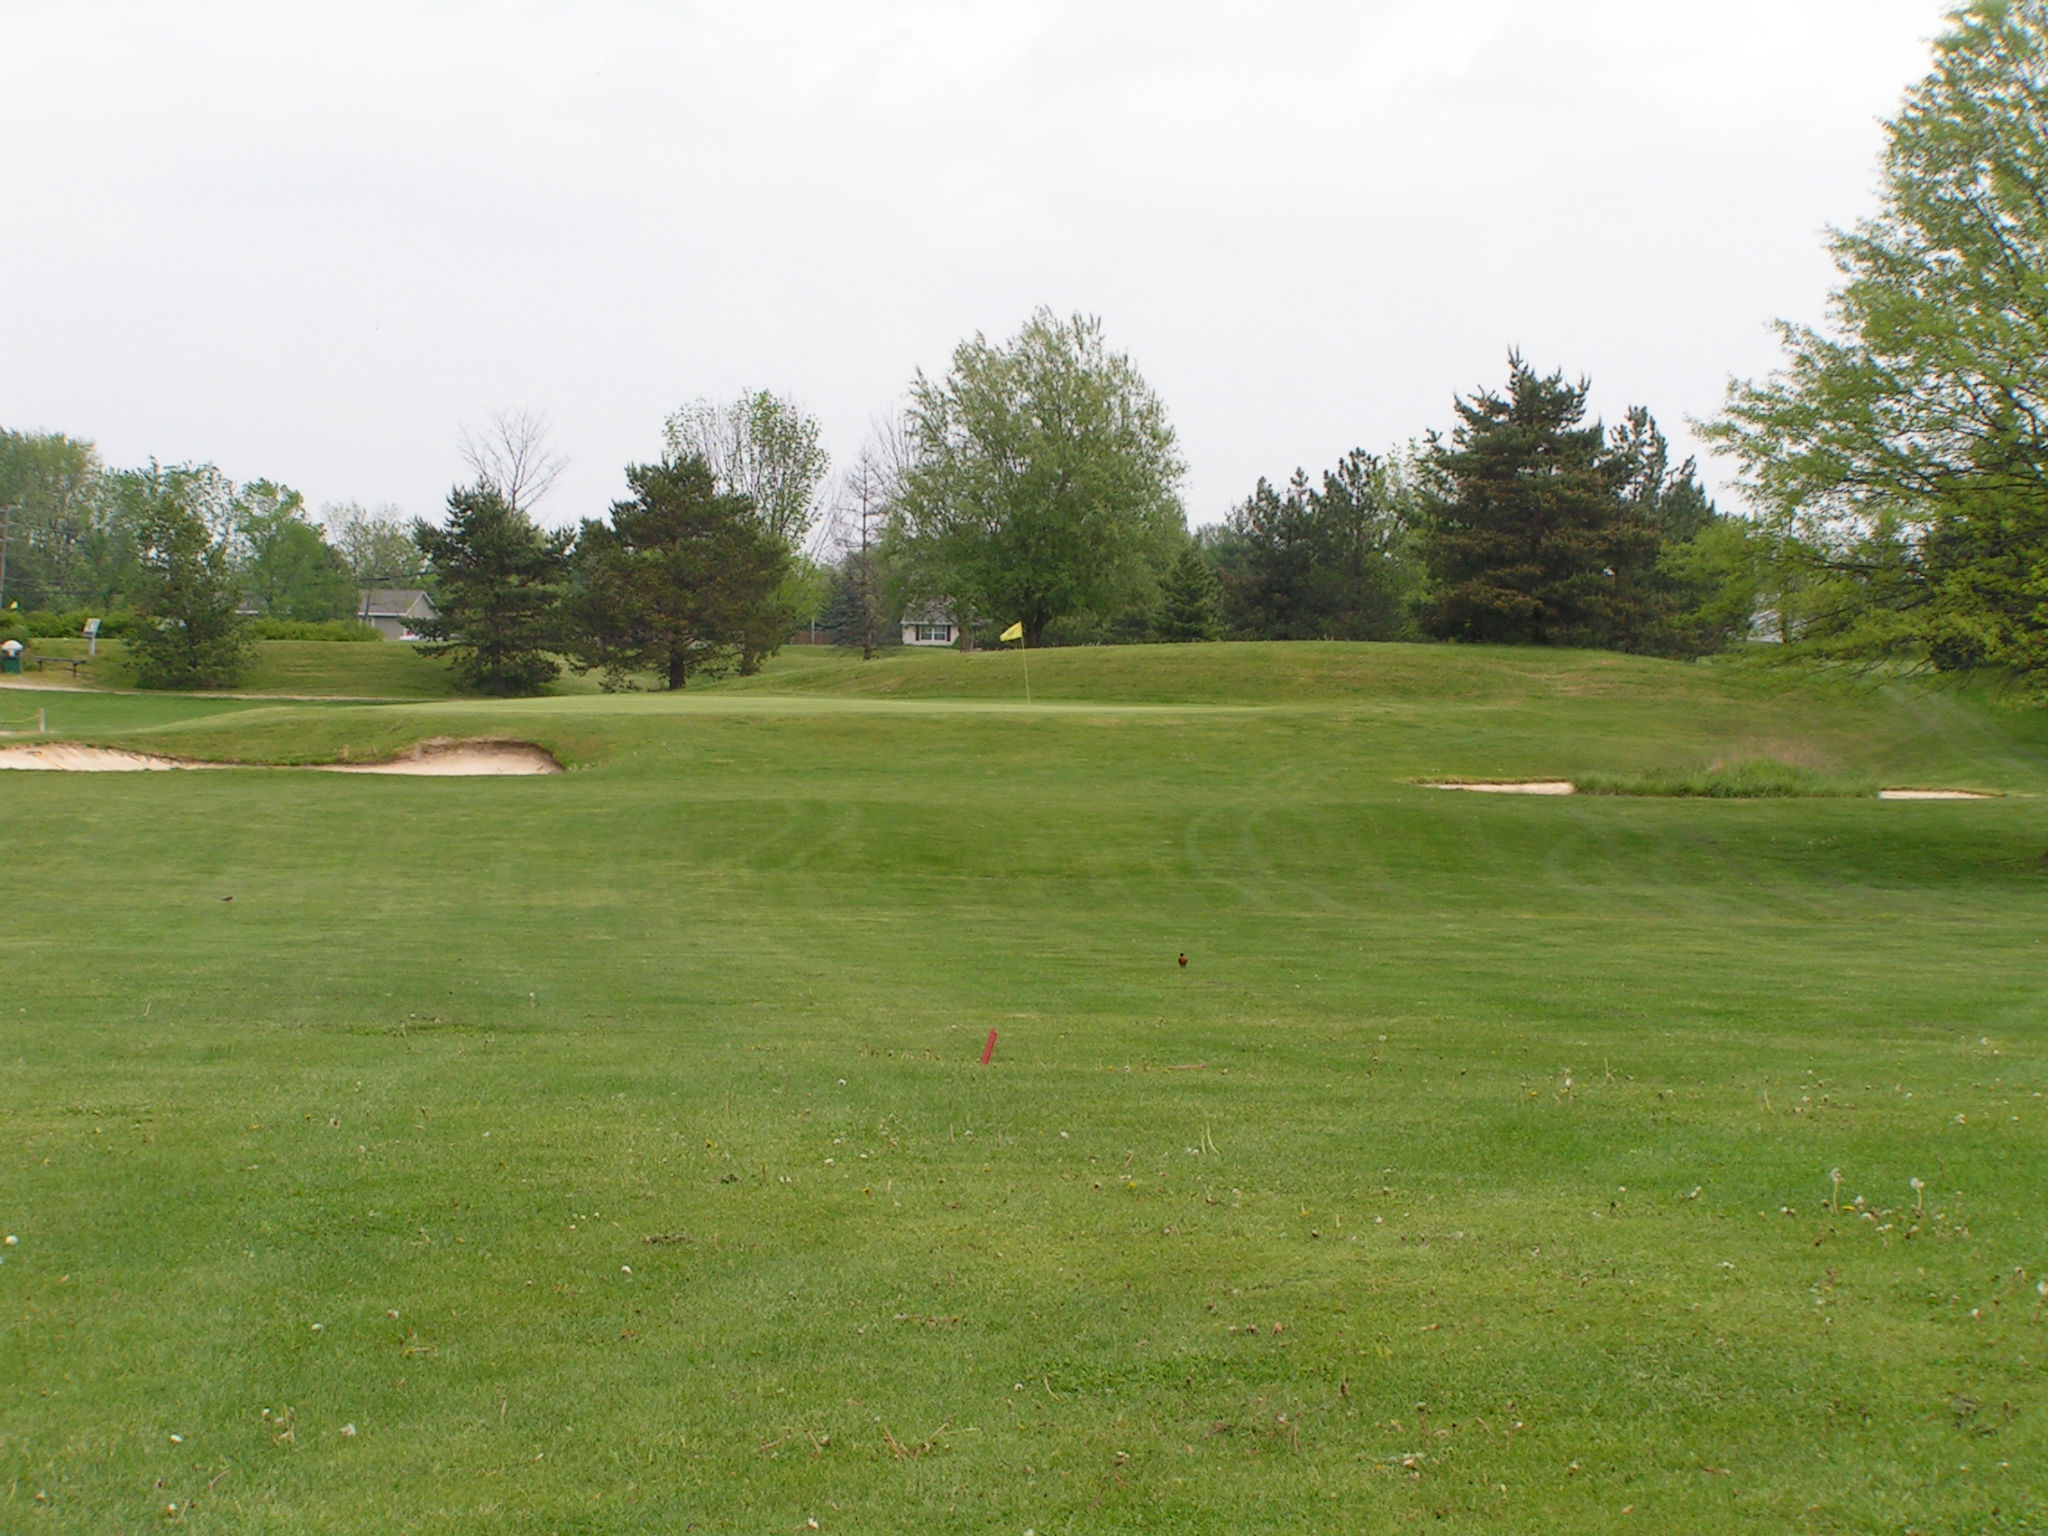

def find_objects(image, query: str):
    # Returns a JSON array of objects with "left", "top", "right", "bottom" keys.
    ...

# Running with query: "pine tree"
[
  {"left": 565, "top": 457, "right": 790, "bottom": 690},
  {"left": 1420, "top": 357, "right": 1721, "bottom": 651},
  {"left": 413, "top": 484, "right": 569, "bottom": 696},
  {"left": 1214, "top": 450, "right": 1420, "bottom": 640},
  {"left": 1420, "top": 358, "right": 1622, "bottom": 646},
  {"left": 1155, "top": 543, "right": 1220, "bottom": 641}
]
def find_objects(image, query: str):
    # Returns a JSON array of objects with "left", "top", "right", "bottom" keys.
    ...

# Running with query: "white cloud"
[{"left": 0, "top": 0, "right": 1950, "bottom": 523}]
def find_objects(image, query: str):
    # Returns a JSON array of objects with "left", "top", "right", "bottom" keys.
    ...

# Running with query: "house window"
[{"left": 914, "top": 623, "right": 953, "bottom": 643}]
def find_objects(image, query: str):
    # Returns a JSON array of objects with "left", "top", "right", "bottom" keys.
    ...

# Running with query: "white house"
[
  {"left": 358, "top": 588, "right": 437, "bottom": 640},
  {"left": 901, "top": 608, "right": 960, "bottom": 647}
]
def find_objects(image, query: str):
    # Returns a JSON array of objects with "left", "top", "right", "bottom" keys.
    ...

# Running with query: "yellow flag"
[{"left": 999, "top": 622, "right": 1024, "bottom": 642}]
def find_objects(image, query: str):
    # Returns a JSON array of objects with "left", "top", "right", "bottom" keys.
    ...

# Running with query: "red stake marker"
[{"left": 981, "top": 1028, "right": 998, "bottom": 1066}]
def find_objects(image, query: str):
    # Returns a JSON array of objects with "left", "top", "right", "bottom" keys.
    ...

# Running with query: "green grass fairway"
[{"left": 4, "top": 643, "right": 2046, "bottom": 1532}]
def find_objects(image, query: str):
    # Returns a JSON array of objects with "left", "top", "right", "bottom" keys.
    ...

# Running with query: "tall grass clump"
[{"left": 1574, "top": 758, "right": 1876, "bottom": 798}]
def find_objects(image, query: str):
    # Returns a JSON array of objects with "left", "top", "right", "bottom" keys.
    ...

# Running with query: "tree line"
[
  {"left": 833, "top": 2, "right": 2048, "bottom": 688},
  {"left": 842, "top": 1, "right": 2048, "bottom": 689},
  {"left": 820, "top": 316, "right": 1750, "bottom": 660},
  {"left": 0, "top": 399, "right": 834, "bottom": 693},
  {"left": 0, "top": 442, "right": 423, "bottom": 622},
  {"left": 6, "top": 2, "right": 2040, "bottom": 694},
  {"left": 406, "top": 397, "right": 835, "bottom": 695},
  {"left": 1, "top": 312, "right": 1758, "bottom": 694},
  {"left": 0, "top": 441, "right": 427, "bottom": 685}
]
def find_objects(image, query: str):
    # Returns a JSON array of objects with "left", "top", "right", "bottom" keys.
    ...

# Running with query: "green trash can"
[{"left": 0, "top": 642, "right": 22, "bottom": 675}]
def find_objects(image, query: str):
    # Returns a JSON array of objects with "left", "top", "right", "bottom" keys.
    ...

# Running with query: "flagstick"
[{"left": 1020, "top": 637, "right": 1031, "bottom": 705}]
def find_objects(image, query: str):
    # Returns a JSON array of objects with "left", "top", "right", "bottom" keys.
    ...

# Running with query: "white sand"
[
  {"left": 0, "top": 740, "right": 563, "bottom": 776},
  {"left": 0, "top": 744, "right": 207, "bottom": 771},
  {"left": 1427, "top": 780, "right": 1578, "bottom": 795},
  {"left": 319, "top": 741, "right": 562, "bottom": 776},
  {"left": 1426, "top": 779, "right": 1996, "bottom": 800}
]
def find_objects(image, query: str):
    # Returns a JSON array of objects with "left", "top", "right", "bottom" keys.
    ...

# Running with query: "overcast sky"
[{"left": 2, "top": 1, "right": 1955, "bottom": 531}]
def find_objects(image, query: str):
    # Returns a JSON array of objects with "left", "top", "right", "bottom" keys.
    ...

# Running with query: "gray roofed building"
[
  {"left": 900, "top": 607, "right": 960, "bottom": 647},
  {"left": 358, "top": 588, "right": 437, "bottom": 640}
]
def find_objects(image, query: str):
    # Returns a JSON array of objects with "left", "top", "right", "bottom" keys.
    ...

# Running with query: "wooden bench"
[{"left": 33, "top": 656, "right": 89, "bottom": 678}]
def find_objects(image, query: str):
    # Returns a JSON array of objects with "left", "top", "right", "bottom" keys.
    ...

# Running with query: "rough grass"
[
  {"left": 25, "top": 637, "right": 468, "bottom": 698},
  {"left": 2, "top": 641, "right": 2046, "bottom": 1533},
  {"left": 1574, "top": 758, "right": 1880, "bottom": 799}
]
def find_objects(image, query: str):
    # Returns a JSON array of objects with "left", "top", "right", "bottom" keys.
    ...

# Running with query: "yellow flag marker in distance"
[{"left": 999, "top": 621, "right": 1030, "bottom": 703}]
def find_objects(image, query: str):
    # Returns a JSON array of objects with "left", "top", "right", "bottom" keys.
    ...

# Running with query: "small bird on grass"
[{"left": 1177, "top": 952, "right": 1188, "bottom": 968}]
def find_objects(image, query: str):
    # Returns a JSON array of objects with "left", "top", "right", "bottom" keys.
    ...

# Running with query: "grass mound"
[
  {"left": 1575, "top": 757, "right": 1877, "bottom": 798},
  {"left": 25, "top": 636, "right": 467, "bottom": 698}
]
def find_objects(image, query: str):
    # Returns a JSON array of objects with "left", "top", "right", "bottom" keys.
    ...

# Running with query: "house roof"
[
  {"left": 360, "top": 588, "right": 435, "bottom": 619},
  {"left": 902, "top": 607, "right": 955, "bottom": 626}
]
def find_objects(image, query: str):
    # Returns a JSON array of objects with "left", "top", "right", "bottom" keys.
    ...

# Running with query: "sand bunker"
[
  {"left": 1427, "top": 780, "right": 1578, "bottom": 795},
  {"left": 0, "top": 744, "right": 206, "bottom": 771},
  {"left": 320, "top": 740, "right": 562, "bottom": 776},
  {"left": 0, "top": 739, "right": 563, "bottom": 776},
  {"left": 1426, "top": 779, "right": 1995, "bottom": 801}
]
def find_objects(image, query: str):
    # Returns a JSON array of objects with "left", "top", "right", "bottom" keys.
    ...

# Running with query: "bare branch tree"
[
  {"left": 460, "top": 408, "right": 567, "bottom": 515},
  {"left": 819, "top": 416, "right": 911, "bottom": 659},
  {"left": 323, "top": 501, "right": 424, "bottom": 588}
]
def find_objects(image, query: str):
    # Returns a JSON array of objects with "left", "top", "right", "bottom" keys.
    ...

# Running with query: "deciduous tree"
[
  {"left": 888, "top": 310, "right": 1185, "bottom": 646},
  {"left": 124, "top": 464, "right": 252, "bottom": 688},
  {"left": 325, "top": 502, "right": 426, "bottom": 590},
  {"left": 1705, "top": 2, "right": 2048, "bottom": 679},
  {"left": 664, "top": 389, "right": 830, "bottom": 551},
  {"left": 460, "top": 409, "right": 567, "bottom": 516},
  {"left": 816, "top": 434, "right": 902, "bottom": 657},
  {"left": 237, "top": 481, "right": 354, "bottom": 621},
  {"left": 0, "top": 429, "right": 99, "bottom": 610}
]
